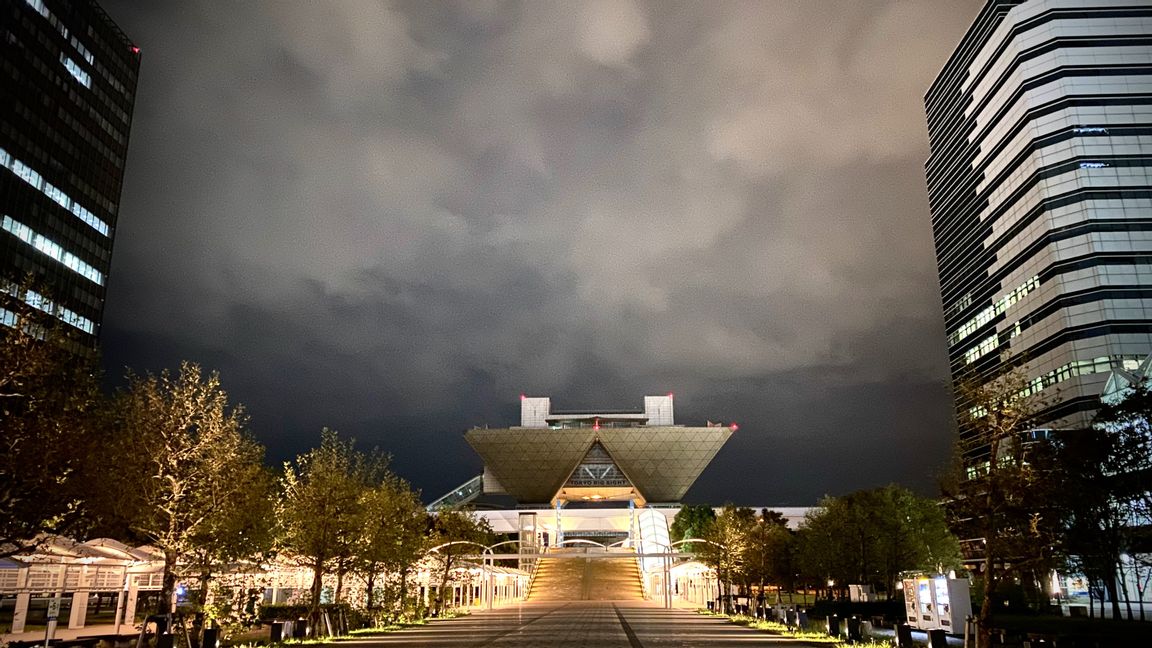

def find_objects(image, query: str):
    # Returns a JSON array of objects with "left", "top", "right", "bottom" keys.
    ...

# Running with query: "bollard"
[
  {"left": 896, "top": 623, "right": 914, "bottom": 648},
  {"left": 847, "top": 616, "right": 862, "bottom": 642},
  {"left": 293, "top": 618, "right": 308, "bottom": 639},
  {"left": 269, "top": 621, "right": 284, "bottom": 643},
  {"left": 827, "top": 614, "right": 840, "bottom": 637},
  {"left": 201, "top": 627, "right": 219, "bottom": 648},
  {"left": 928, "top": 628, "right": 948, "bottom": 648},
  {"left": 156, "top": 634, "right": 174, "bottom": 648}
]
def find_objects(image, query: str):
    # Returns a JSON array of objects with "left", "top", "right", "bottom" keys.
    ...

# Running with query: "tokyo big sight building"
[
  {"left": 926, "top": 0, "right": 1152, "bottom": 461},
  {"left": 0, "top": 0, "right": 139, "bottom": 348}
]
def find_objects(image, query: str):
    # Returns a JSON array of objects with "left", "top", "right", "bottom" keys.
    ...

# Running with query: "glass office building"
[
  {"left": 1, "top": 0, "right": 139, "bottom": 348},
  {"left": 926, "top": 0, "right": 1152, "bottom": 460}
]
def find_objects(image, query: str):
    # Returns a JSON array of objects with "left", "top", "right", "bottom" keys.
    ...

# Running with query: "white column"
[
  {"left": 68, "top": 565, "right": 89, "bottom": 629},
  {"left": 11, "top": 565, "right": 30, "bottom": 633},
  {"left": 122, "top": 581, "right": 139, "bottom": 630}
]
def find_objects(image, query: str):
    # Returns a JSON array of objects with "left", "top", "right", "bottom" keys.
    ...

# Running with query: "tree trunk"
[
  {"left": 159, "top": 551, "right": 179, "bottom": 615},
  {"left": 437, "top": 555, "right": 453, "bottom": 615},
  {"left": 192, "top": 568, "right": 211, "bottom": 645},
  {"left": 977, "top": 553, "right": 995, "bottom": 648},
  {"left": 399, "top": 567, "right": 410, "bottom": 619},
  {"left": 309, "top": 559, "right": 324, "bottom": 636},
  {"left": 335, "top": 569, "right": 345, "bottom": 603},
  {"left": 366, "top": 571, "right": 376, "bottom": 611},
  {"left": 1106, "top": 570, "right": 1122, "bottom": 620}
]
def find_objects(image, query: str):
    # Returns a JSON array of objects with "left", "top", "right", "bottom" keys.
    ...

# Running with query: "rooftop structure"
[{"left": 438, "top": 395, "right": 733, "bottom": 509}]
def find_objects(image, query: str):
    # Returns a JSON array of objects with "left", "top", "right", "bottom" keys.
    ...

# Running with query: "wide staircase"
[{"left": 527, "top": 554, "right": 645, "bottom": 601}]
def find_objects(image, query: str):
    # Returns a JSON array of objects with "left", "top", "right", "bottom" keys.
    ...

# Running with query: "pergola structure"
[
  {"left": 0, "top": 537, "right": 529, "bottom": 641},
  {"left": 0, "top": 537, "right": 164, "bottom": 635}
]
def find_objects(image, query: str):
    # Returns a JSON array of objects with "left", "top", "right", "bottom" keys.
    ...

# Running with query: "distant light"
[
  {"left": 130, "top": 46, "right": 140, "bottom": 54},
  {"left": 593, "top": 418, "right": 600, "bottom": 431},
  {"left": 729, "top": 423, "right": 739, "bottom": 431},
  {"left": 667, "top": 392, "right": 674, "bottom": 398},
  {"left": 520, "top": 393, "right": 526, "bottom": 400}
]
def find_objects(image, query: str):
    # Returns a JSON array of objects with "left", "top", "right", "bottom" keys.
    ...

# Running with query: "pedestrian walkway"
[{"left": 341, "top": 601, "right": 833, "bottom": 647}]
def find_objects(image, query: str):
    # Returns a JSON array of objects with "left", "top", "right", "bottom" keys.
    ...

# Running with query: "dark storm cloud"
[{"left": 98, "top": 0, "right": 982, "bottom": 503}]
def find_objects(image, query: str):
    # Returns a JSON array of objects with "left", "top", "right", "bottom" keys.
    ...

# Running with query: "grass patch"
[
  {"left": 245, "top": 612, "right": 471, "bottom": 646},
  {"left": 699, "top": 610, "right": 894, "bottom": 647}
]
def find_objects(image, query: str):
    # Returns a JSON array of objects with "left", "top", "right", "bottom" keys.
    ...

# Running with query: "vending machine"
[
  {"left": 902, "top": 579, "right": 918, "bottom": 627},
  {"left": 903, "top": 575, "right": 972, "bottom": 633}
]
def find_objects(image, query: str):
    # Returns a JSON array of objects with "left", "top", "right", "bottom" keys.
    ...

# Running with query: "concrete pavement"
[{"left": 341, "top": 601, "right": 834, "bottom": 647}]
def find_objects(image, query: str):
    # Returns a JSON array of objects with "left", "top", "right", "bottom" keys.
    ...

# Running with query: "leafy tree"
[
  {"left": 670, "top": 504, "right": 716, "bottom": 551},
  {"left": 1061, "top": 378, "right": 1152, "bottom": 619},
  {"left": 942, "top": 368, "right": 1065, "bottom": 648},
  {"left": 429, "top": 508, "right": 493, "bottom": 615},
  {"left": 185, "top": 459, "right": 275, "bottom": 637},
  {"left": 698, "top": 505, "right": 755, "bottom": 613},
  {"left": 797, "top": 486, "right": 960, "bottom": 600},
  {"left": 353, "top": 475, "right": 428, "bottom": 620},
  {"left": 277, "top": 429, "right": 380, "bottom": 625},
  {"left": 743, "top": 511, "right": 795, "bottom": 603},
  {"left": 109, "top": 362, "right": 266, "bottom": 616},
  {"left": 0, "top": 306, "right": 106, "bottom": 557}
]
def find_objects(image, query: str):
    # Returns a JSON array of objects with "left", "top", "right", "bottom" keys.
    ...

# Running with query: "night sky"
[{"left": 96, "top": 0, "right": 984, "bottom": 506}]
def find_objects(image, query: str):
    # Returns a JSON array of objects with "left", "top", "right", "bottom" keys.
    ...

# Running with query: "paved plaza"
[{"left": 343, "top": 601, "right": 829, "bottom": 647}]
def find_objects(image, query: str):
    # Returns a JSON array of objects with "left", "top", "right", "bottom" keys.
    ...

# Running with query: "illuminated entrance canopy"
[{"left": 463, "top": 395, "right": 734, "bottom": 506}]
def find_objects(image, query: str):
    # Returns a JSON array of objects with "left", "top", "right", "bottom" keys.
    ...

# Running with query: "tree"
[
  {"left": 698, "top": 505, "right": 755, "bottom": 614},
  {"left": 429, "top": 508, "right": 493, "bottom": 615},
  {"left": 797, "top": 487, "right": 960, "bottom": 601},
  {"left": 185, "top": 459, "right": 275, "bottom": 637},
  {"left": 109, "top": 362, "right": 267, "bottom": 616},
  {"left": 1061, "top": 378, "right": 1152, "bottom": 619},
  {"left": 743, "top": 511, "right": 795, "bottom": 604},
  {"left": 670, "top": 504, "right": 716, "bottom": 551},
  {"left": 277, "top": 429, "right": 380, "bottom": 626},
  {"left": 0, "top": 306, "right": 106, "bottom": 557},
  {"left": 942, "top": 368, "right": 1065, "bottom": 648},
  {"left": 353, "top": 475, "right": 428, "bottom": 621}
]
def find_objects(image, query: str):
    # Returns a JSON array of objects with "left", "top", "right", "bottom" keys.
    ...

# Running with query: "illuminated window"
[
  {"left": 3, "top": 215, "right": 104, "bottom": 284},
  {"left": 0, "top": 283, "right": 94, "bottom": 334},
  {"left": 968, "top": 355, "right": 1140, "bottom": 419},
  {"left": 964, "top": 334, "right": 999, "bottom": 364},
  {"left": 60, "top": 54, "right": 91, "bottom": 87},
  {"left": 24, "top": 0, "right": 48, "bottom": 18},
  {"left": 949, "top": 276, "right": 1040, "bottom": 346},
  {"left": 0, "top": 147, "right": 109, "bottom": 236}
]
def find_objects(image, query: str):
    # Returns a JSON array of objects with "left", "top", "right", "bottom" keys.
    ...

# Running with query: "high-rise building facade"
[
  {"left": 1, "top": 0, "right": 138, "bottom": 348},
  {"left": 926, "top": 0, "right": 1152, "bottom": 460}
]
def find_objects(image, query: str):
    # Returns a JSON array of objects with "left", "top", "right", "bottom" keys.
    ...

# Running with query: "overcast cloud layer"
[{"left": 99, "top": 0, "right": 983, "bottom": 504}]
